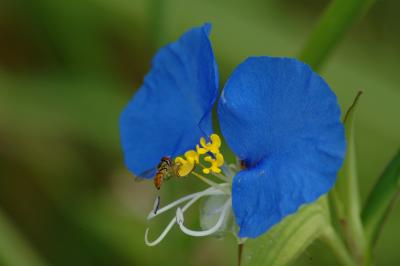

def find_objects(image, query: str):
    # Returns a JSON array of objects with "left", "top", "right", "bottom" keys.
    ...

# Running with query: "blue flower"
[
  {"left": 120, "top": 23, "right": 346, "bottom": 241},
  {"left": 120, "top": 23, "right": 218, "bottom": 178}
]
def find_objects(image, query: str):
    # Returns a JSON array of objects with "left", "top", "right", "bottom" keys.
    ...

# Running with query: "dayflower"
[{"left": 120, "top": 23, "right": 346, "bottom": 245}]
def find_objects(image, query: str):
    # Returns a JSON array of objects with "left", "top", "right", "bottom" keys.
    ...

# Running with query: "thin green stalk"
[
  {"left": 238, "top": 243, "right": 244, "bottom": 266},
  {"left": 299, "top": 0, "right": 375, "bottom": 70},
  {"left": 321, "top": 226, "right": 356, "bottom": 266},
  {"left": 333, "top": 92, "right": 367, "bottom": 264},
  {"left": 191, "top": 171, "right": 219, "bottom": 187}
]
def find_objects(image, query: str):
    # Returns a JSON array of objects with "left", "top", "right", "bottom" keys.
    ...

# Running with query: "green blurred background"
[{"left": 0, "top": 0, "right": 399, "bottom": 265}]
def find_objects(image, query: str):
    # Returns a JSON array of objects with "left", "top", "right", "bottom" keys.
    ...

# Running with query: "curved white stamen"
[
  {"left": 145, "top": 218, "right": 176, "bottom": 246},
  {"left": 145, "top": 185, "right": 229, "bottom": 246},
  {"left": 176, "top": 200, "right": 231, "bottom": 237},
  {"left": 147, "top": 185, "right": 228, "bottom": 220}
]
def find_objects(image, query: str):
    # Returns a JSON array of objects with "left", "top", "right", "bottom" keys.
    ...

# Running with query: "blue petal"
[
  {"left": 218, "top": 56, "right": 345, "bottom": 237},
  {"left": 120, "top": 23, "right": 218, "bottom": 178}
]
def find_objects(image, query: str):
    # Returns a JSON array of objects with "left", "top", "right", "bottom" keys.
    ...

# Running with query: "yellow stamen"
[
  {"left": 202, "top": 152, "right": 224, "bottom": 174},
  {"left": 175, "top": 134, "right": 225, "bottom": 178},
  {"left": 198, "top": 162, "right": 229, "bottom": 182},
  {"left": 196, "top": 134, "right": 221, "bottom": 155},
  {"left": 175, "top": 149, "right": 199, "bottom": 177},
  {"left": 184, "top": 150, "right": 199, "bottom": 163}
]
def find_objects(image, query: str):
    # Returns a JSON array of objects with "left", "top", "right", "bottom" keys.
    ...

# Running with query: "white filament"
[
  {"left": 176, "top": 207, "right": 184, "bottom": 224},
  {"left": 145, "top": 184, "right": 230, "bottom": 246},
  {"left": 147, "top": 185, "right": 227, "bottom": 220},
  {"left": 145, "top": 218, "right": 176, "bottom": 246},
  {"left": 176, "top": 199, "right": 231, "bottom": 237}
]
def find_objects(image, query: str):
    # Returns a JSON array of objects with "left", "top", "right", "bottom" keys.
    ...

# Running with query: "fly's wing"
[{"left": 133, "top": 168, "right": 157, "bottom": 182}]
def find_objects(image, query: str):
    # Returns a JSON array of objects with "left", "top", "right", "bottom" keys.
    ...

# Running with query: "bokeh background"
[{"left": 0, "top": 0, "right": 399, "bottom": 265}]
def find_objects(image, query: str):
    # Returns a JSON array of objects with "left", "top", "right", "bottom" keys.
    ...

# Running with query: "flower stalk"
[{"left": 321, "top": 226, "right": 356, "bottom": 266}]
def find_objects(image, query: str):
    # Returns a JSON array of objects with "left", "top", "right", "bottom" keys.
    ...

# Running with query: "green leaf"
[
  {"left": 0, "top": 209, "right": 48, "bottom": 266},
  {"left": 331, "top": 91, "right": 367, "bottom": 262},
  {"left": 299, "top": 0, "right": 375, "bottom": 70},
  {"left": 243, "top": 198, "right": 330, "bottom": 266},
  {"left": 362, "top": 149, "right": 400, "bottom": 246}
]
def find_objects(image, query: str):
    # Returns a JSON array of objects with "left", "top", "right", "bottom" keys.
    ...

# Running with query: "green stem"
[
  {"left": 238, "top": 243, "right": 244, "bottom": 266},
  {"left": 362, "top": 149, "right": 400, "bottom": 246},
  {"left": 299, "top": 0, "right": 375, "bottom": 70},
  {"left": 334, "top": 92, "right": 367, "bottom": 264},
  {"left": 321, "top": 226, "right": 356, "bottom": 266}
]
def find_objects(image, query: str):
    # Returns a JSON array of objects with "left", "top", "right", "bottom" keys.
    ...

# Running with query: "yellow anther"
[
  {"left": 184, "top": 150, "right": 199, "bottom": 164},
  {"left": 175, "top": 150, "right": 199, "bottom": 177},
  {"left": 196, "top": 141, "right": 207, "bottom": 154},
  {"left": 196, "top": 134, "right": 221, "bottom": 155},
  {"left": 174, "top": 134, "right": 224, "bottom": 177},
  {"left": 202, "top": 152, "right": 224, "bottom": 174}
]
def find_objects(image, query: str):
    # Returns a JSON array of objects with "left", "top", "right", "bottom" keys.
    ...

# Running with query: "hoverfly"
[
  {"left": 133, "top": 157, "right": 186, "bottom": 214},
  {"left": 134, "top": 156, "right": 190, "bottom": 190},
  {"left": 154, "top": 156, "right": 180, "bottom": 190}
]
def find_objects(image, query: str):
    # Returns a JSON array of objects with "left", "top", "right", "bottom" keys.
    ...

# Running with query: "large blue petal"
[
  {"left": 120, "top": 24, "right": 218, "bottom": 178},
  {"left": 218, "top": 56, "right": 345, "bottom": 237}
]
